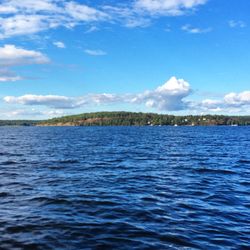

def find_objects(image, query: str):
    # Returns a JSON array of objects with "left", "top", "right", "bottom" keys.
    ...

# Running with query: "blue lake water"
[{"left": 0, "top": 126, "right": 249, "bottom": 249}]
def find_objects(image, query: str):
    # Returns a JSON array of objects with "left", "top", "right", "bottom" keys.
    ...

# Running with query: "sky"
[{"left": 0, "top": 0, "right": 249, "bottom": 119}]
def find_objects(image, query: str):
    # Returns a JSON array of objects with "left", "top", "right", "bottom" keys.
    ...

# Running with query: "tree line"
[{"left": 36, "top": 112, "right": 250, "bottom": 126}]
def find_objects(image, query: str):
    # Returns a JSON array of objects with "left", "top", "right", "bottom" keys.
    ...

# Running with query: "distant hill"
[
  {"left": 0, "top": 120, "right": 39, "bottom": 126},
  {"left": 1, "top": 112, "right": 249, "bottom": 126},
  {"left": 34, "top": 111, "right": 250, "bottom": 126}
]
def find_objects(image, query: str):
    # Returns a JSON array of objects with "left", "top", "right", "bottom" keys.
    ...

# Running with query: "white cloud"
[
  {"left": 0, "top": 44, "right": 49, "bottom": 82},
  {"left": 85, "top": 26, "right": 99, "bottom": 33},
  {"left": 102, "top": 5, "right": 151, "bottom": 28},
  {"left": 228, "top": 20, "right": 246, "bottom": 28},
  {"left": 198, "top": 99, "right": 223, "bottom": 112},
  {"left": 65, "top": 2, "right": 109, "bottom": 22},
  {"left": 4, "top": 94, "right": 77, "bottom": 109},
  {"left": 0, "top": 75, "right": 23, "bottom": 82},
  {"left": 224, "top": 91, "right": 250, "bottom": 106},
  {"left": 0, "top": 0, "right": 109, "bottom": 39},
  {"left": 124, "top": 17, "right": 151, "bottom": 28},
  {"left": 0, "top": 44, "right": 49, "bottom": 66},
  {"left": 84, "top": 49, "right": 107, "bottom": 56},
  {"left": 0, "top": 0, "right": 60, "bottom": 13},
  {"left": 0, "top": 0, "right": 210, "bottom": 38},
  {"left": 3, "top": 76, "right": 250, "bottom": 114},
  {"left": 195, "top": 91, "right": 250, "bottom": 113},
  {"left": 2, "top": 108, "right": 68, "bottom": 118},
  {"left": 5, "top": 109, "right": 43, "bottom": 117},
  {"left": 0, "top": 68, "right": 23, "bottom": 82},
  {"left": 88, "top": 93, "right": 122, "bottom": 104},
  {"left": 0, "top": 15, "right": 50, "bottom": 39},
  {"left": 53, "top": 41, "right": 66, "bottom": 48},
  {"left": 132, "top": 77, "right": 191, "bottom": 111},
  {"left": 3, "top": 93, "right": 122, "bottom": 109},
  {"left": 3, "top": 76, "right": 192, "bottom": 111},
  {"left": 0, "top": 5, "right": 17, "bottom": 14},
  {"left": 182, "top": 24, "right": 212, "bottom": 33},
  {"left": 134, "top": 0, "right": 208, "bottom": 15}
]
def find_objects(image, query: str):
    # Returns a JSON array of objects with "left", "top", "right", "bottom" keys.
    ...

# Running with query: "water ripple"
[{"left": 0, "top": 126, "right": 249, "bottom": 249}]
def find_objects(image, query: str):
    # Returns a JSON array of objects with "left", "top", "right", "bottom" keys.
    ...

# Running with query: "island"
[{"left": 1, "top": 112, "right": 249, "bottom": 126}]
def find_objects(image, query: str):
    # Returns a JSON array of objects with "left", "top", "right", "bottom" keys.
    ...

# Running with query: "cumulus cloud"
[
  {"left": 84, "top": 49, "right": 107, "bottom": 56},
  {"left": 3, "top": 76, "right": 192, "bottom": 111},
  {"left": 182, "top": 24, "right": 212, "bottom": 34},
  {"left": 3, "top": 76, "right": 250, "bottom": 115},
  {"left": 132, "top": 77, "right": 191, "bottom": 111},
  {"left": 53, "top": 41, "right": 66, "bottom": 48}
]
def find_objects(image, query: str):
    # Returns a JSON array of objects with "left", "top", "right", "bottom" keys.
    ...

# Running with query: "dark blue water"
[{"left": 0, "top": 126, "right": 249, "bottom": 249}]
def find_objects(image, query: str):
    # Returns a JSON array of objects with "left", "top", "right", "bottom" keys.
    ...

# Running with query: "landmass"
[
  {"left": 1, "top": 112, "right": 249, "bottom": 126},
  {"left": 0, "top": 120, "right": 39, "bottom": 126}
]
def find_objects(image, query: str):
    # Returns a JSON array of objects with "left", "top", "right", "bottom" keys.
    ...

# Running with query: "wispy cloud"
[
  {"left": 0, "top": 75, "right": 23, "bottom": 82},
  {"left": 0, "top": 0, "right": 109, "bottom": 39},
  {"left": 228, "top": 20, "right": 246, "bottom": 28},
  {"left": 182, "top": 24, "right": 212, "bottom": 34},
  {"left": 0, "top": 68, "right": 23, "bottom": 82},
  {"left": 4, "top": 94, "right": 78, "bottom": 109},
  {"left": 134, "top": 0, "right": 208, "bottom": 16},
  {"left": 0, "top": 0, "right": 210, "bottom": 39},
  {"left": 85, "top": 26, "right": 99, "bottom": 33},
  {"left": 53, "top": 41, "right": 66, "bottom": 48},
  {"left": 65, "top": 2, "right": 109, "bottom": 22},
  {"left": 84, "top": 49, "right": 107, "bottom": 56},
  {"left": 1, "top": 108, "right": 68, "bottom": 119}
]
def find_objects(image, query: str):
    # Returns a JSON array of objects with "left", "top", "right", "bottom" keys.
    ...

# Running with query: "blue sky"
[{"left": 0, "top": 0, "right": 249, "bottom": 119}]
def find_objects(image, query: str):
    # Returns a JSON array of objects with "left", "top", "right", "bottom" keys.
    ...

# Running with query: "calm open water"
[{"left": 0, "top": 126, "right": 249, "bottom": 250}]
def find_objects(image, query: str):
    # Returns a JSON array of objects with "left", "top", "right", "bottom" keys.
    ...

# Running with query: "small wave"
[
  {"left": 205, "top": 194, "right": 240, "bottom": 206},
  {"left": 239, "top": 181, "right": 250, "bottom": 186},
  {"left": 237, "top": 159, "right": 250, "bottom": 164},
  {"left": 58, "top": 159, "right": 80, "bottom": 164},
  {"left": 0, "top": 126, "right": 249, "bottom": 249},
  {"left": 194, "top": 168, "right": 236, "bottom": 175},
  {"left": 29, "top": 197, "right": 72, "bottom": 206},
  {"left": 0, "top": 192, "right": 10, "bottom": 197},
  {"left": 0, "top": 152, "right": 23, "bottom": 157},
  {"left": 0, "top": 160, "right": 18, "bottom": 165}
]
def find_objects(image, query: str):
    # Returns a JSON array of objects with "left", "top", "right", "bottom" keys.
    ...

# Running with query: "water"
[{"left": 0, "top": 126, "right": 249, "bottom": 249}]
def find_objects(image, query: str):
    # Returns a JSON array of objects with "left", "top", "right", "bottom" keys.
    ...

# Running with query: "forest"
[
  {"left": 37, "top": 112, "right": 250, "bottom": 126},
  {"left": 1, "top": 112, "right": 250, "bottom": 126}
]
